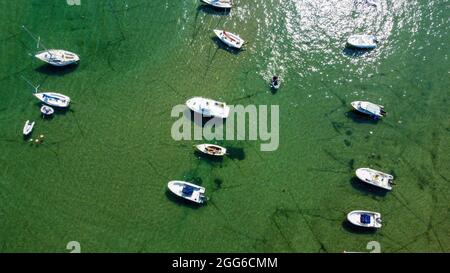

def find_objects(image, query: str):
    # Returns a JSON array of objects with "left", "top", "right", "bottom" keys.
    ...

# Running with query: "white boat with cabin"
[
  {"left": 347, "top": 34, "right": 378, "bottom": 49},
  {"left": 214, "top": 29, "right": 244, "bottom": 49},
  {"left": 356, "top": 168, "right": 394, "bottom": 191},
  {"left": 351, "top": 101, "right": 386, "bottom": 118},
  {"left": 167, "top": 181, "right": 207, "bottom": 204},
  {"left": 347, "top": 210, "right": 382, "bottom": 229},
  {"left": 35, "top": 49, "right": 79, "bottom": 66},
  {"left": 186, "top": 97, "right": 230, "bottom": 118},
  {"left": 34, "top": 92, "right": 70, "bottom": 108}
]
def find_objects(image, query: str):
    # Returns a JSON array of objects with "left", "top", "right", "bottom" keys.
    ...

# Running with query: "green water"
[{"left": 0, "top": 0, "right": 449, "bottom": 252}]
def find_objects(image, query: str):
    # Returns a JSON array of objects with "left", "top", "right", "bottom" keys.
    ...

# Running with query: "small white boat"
[
  {"left": 201, "top": 0, "right": 232, "bottom": 9},
  {"left": 347, "top": 210, "right": 382, "bottom": 228},
  {"left": 196, "top": 144, "right": 227, "bottom": 156},
  {"left": 271, "top": 76, "right": 280, "bottom": 90},
  {"left": 356, "top": 168, "right": 394, "bottom": 191},
  {"left": 186, "top": 97, "right": 230, "bottom": 118},
  {"left": 41, "top": 105, "right": 55, "bottom": 116},
  {"left": 34, "top": 92, "right": 70, "bottom": 108},
  {"left": 167, "top": 181, "right": 207, "bottom": 204},
  {"left": 35, "top": 49, "right": 79, "bottom": 66},
  {"left": 351, "top": 101, "right": 386, "bottom": 118},
  {"left": 347, "top": 35, "right": 377, "bottom": 49},
  {"left": 23, "top": 120, "right": 35, "bottom": 136},
  {"left": 214, "top": 29, "right": 244, "bottom": 49}
]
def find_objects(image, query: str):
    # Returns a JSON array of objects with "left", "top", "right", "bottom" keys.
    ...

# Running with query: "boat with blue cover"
[
  {"left": 167, "top": 181, "right": 207, "bottom": 204},
  {"left": 347, "top": 210, "right": 382, "bottom": 229}
]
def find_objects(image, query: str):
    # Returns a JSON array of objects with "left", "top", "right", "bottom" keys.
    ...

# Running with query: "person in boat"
[{"left": 272, "top": 76, "right": 279, "bottom": 87}]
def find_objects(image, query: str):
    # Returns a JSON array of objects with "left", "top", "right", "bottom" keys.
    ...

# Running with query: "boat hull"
[
  {"left": 41, "top": 105, "right": 55, "bottom": 116},
  {"left": 347, "top": 35, "right": 377, "bottom": 49},
  {"left": 201, "top": 0, "right": 232, "bottom": 8},
  {"left": 196, "top": 144, "right": 227, "bottom": 156},
  {"left": 167, "top": 181, "right": 206, "bottom": 204},
  {"left": 356, "top": 168, "right": 393, "bottom": 190},
  {"left": 23, "top": 120, "right": 35, "bottom": 136},
  {"left": 351, "top": 101, "right": 385, "bottom": 118},
  {"left": 214, "top": 29, "right": 244, "bottom": 49},
  {"left": 347, "top": 210, "right": 382, "bottom": 228},
  {"left": 34, "top": 92, "right": 70, "bottom": 108},
  {"left": 35, "top": 49, "right": 79, "bottom": 66},
  {"left": 186, "top": 97, "right": 230, "bottom": 118}
]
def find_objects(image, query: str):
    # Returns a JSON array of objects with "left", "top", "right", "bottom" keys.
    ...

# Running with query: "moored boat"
[
  {"left": 195, "top": 144, "right": 227, "bottom": 156},
  {"left": 186, "top": 97, "right": 230, "bottom": 118},
  {"left": 34, "top": 92, "right": 70, "bottom": 108},
  {"left": 40, "top": 105, "right": 55, "bottom": 116},
  {"left": 356, "top": 168, "right": 394, "bottom": 190},
  {"left": 347, "top": 210, "right": 382, "bottom": 229},
  {"left": 35, "top": 49, "right": 79, "bottom": 66},
  {"left": 271, "top": 76, "right": 280, "bottom": 90},
  {"left": 23, "top": 120, "right": 35, "bottom": 136},
  {"left": 351, "top": 101, "right": 386, "bottom": 118},
  {"left": 201, "top": 0, "right": 232, "bottom": 9},
  {"left": 347, "top": 34, "right": 378, "bottom": 49},
  {"left": 213, "top": 29, "right": 244, "bottom": 49},
  {"left": 167, "top": 181, "right": 207, "bottom": 204}
]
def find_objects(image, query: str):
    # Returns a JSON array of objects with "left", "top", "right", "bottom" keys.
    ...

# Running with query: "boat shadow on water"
[
  {"left": 350, "top": 177, "right": 388, "bottom": 198},
  {"left": 194, "top": 150, "right": 224, "bottom": 163},
  {"left": 342, "top": 220, "right": 378, "bottom": 234},
  {"left": 211, "top": 37, "right": 242, "bottom": 55},
  {"left": 35, "top": 63, "right": 79, "bottom": 76},
  {"left": 346, "top": 110, "right": 380, "bottom": 124},
  {"left": 165, "top": 190, "right": 206, "bottom": 209},
  {"left": 197, "top": 4, "right": 230, "bottom": 16},
  {"left": 342, "top": 47, "right": 374, "bottom": 58},
  {"left": 195, "top": 147, "right": 245, "bottom": 162},
  {"left": 226, "top": 147, "right": 245, "bottom": 161},
  {"left": 184, "top": 109, "right": 227, "bottom": 127}
]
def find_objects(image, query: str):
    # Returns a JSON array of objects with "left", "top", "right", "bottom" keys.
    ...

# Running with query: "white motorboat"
[
  {"left": 213, "top": 29, "right": 244, "bottom": 49},
  {"left": 196, "top": 144, "right": 227, "bottom": 156},
  {"left": 34, "top": 92, "right": 70, "bottom": 108},
  {"left": 347, "top": 210, "right": 382, "bottom": 229},
  {"left": 23, "top": 120, "right": 35, "bottom": 136},
  {"left": 271, "top": 76, "right": 280, "bottom": 90},
  {"left": 35, "top": 49, "right": 79, "bottom": 66},
  {"left": 356, "top": 168, "right": 394, "bottom": 191},
  {"left": 351, "top": 101, "right": 386, "bottom": 118},
  {"left": 201, "top": 0, "right": 232, "bottom": 9},
  {"left": 347, "top": 35, "right": 378, "bottom": 49},
  {"left": 167, "top": 181, "right": 207, "bottom": 204},
  {"left": 186, "top": 97, "right": 230, "bottom": 118},
  {"left": 41, "top": 105, "right": 55, "bottom": 116}
]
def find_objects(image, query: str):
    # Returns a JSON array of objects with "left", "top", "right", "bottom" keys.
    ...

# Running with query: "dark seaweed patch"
[
  {"left": 214, "top": 178, "right": 223, "bottom": 189},
  {"left": 227, "top": 147, "right": 245, "bottom": 161},
  {"left": 348, "top": 159, "right": 355, "bottom": 170}
]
